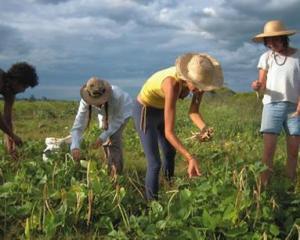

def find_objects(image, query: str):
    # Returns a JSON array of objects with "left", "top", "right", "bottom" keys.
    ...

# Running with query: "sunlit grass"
[{"left": 0, "top": 90, "right": 299, "bottom": 239}]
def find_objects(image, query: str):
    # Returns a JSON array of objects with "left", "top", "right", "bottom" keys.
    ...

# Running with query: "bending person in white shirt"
[{"left": 70, "top": 77, "right": 133, "bottom": 176}]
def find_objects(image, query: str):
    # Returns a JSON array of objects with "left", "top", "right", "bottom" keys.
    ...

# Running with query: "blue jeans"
[
  {"left": 133, "top": 100, "right": 176, "bottom": 200},
  {"left": 261, "top": 101, "right": 300, "bottom": 135}
]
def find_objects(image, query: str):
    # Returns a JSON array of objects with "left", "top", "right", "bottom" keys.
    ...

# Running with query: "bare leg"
[
  {"left": 261, "top": 133, "right": 278, "bottom": 186},
  {"left": 286, "top": 135, "right": 300, "bottom": 181}
]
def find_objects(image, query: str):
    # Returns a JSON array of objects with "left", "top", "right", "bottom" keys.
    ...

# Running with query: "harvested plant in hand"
[{"left": 187, "top": 127, "right": 214, "bottom": 142}]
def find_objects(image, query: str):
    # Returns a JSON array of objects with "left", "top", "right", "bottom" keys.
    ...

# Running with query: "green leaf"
[
  {"left": 223, "top": 204, "right": 237, "bottom": 223},
  {"left": 180, "top": 188, "right": 192, "bottom": 200},
  {"left": 150, "top": 201, "right": 163, "bottom": 215},
  {"left": 44, "top": 214, "right": 59, "bottom": 238},
  {"left": 0, "top": 182, "right": 15, "bottom": 196},
  {"left": 156, "top": 220, "right": 167, "bottom": 230},
  {"left": 269, "top": 224, "right": 280, "bottom": 236},
  {"left": 16, "top": 201, "right": 33, "bottom": 217},
  {"left": 222, "top": 222, "right": 249, "bottom": 238},
  {"left": 202, "top": 209, "right": 216, "bottom": 230}
]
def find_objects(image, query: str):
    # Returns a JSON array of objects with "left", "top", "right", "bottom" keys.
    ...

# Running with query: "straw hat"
[
  {"left": 176, "top": 53, "right": 224, "bottom": 91},
  {"left": 252, "top": 20, "right": 296, "bottom": 42},
  {"left": 80, "top": 77, "right": 112, "bottom": 105}
]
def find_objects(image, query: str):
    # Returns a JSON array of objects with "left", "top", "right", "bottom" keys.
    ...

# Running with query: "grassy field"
[{"left": 0, "top": 90, "right": 300, "bottom": 239}]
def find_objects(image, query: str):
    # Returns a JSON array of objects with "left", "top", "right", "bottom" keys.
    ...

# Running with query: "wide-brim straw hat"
[
  {"left": 80, "top": 77, "right": 112, "bottom": 105},
  {"left": 252, "top": 20, "right": 296, "bottom": 43},
  {"left": 176, "top": 53, "right": 224, "bottom": 91}
]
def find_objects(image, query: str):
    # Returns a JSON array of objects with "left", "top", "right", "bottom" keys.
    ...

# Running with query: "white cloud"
[{"left": 203, "top": 7, "right": 216, "bottom": 17}]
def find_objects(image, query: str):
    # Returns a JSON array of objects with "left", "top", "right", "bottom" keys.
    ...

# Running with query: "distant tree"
[{"left": 29, "top": 94, "right": 36, "bottom": 102}]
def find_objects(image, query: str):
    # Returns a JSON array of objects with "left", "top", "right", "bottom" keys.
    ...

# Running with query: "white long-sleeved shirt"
[{"left": 70, "top": 85, "right": 133, "bottom": 150}]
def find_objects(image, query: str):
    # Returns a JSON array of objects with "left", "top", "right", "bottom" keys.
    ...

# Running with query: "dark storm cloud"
[
  {"left": 35, "top": 0, "right": 71, "bottom": 4},
  {"left": 1, "top": 0, "right": 300, "bottom": 99},
  {"left": 0, "top": 24, "right": 30, "bottom": 56},
  {"left": 225, "top": 0, "right": 300, "bottom": 19},
  {"left": 131, "top": 0, "right": 155, "bottom": 5},
  {"left": 181, "top": 0, "right": 300, "bottom": 92},
  {"left": 202, "top": 0, "right": 300, "bottom": 47}
]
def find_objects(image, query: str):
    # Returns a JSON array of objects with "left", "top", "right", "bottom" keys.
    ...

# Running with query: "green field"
[{"left": 1, "top": 90, "right": 300, "bottom": 239}]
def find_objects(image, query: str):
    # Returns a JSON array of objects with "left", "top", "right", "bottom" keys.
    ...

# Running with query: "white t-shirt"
[{"left": 257, "top": 49, "right": 300, "bottom": 105}]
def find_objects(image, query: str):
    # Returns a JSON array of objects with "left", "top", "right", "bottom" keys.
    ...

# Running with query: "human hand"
[
  {"left": 71, "top": 148, "right": 81, "bottom": 161},
  {"left": 10, "top": 150, "right": 19, "bottom": 160},
  {"left": 188, "top": 127, "right": 214, "bottom": 142},
  {"left": 251, "top": 80, "right": 262, "bottom": 91},
  {"left": 12, "top": 134, "right": 23, "bottom": 146},
  {"left": 199, "top": 127, "right": 214, "bottom": 142},
  {"left": 289, "top": 104, "right": 300, "bottom": 118},
  {"left": 7, "top": 145, "right": 18, "bottom": 160},
  {"left": 92, "top": 138, "right": 103, "bottom": 149},
  {"left": 296, "top": 103, "right": 300, "bottom": 116},
  {"left": 187, "top": 158, "right": 201, "bottom": 178},
  {"left": 4, "top": 136, "right": 19, "bottom": 160}
]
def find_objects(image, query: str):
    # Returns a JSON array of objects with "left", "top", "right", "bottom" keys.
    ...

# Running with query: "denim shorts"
[{"left": 261, "top": 102, "right": 300, "bottom": 135}]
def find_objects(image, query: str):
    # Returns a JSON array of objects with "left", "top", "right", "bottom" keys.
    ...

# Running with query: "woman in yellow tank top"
[{"left": 133, "top": 52, "right": 224, "bottom": 200}]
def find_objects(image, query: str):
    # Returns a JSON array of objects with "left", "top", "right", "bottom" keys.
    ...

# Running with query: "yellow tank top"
[{"left": 139, "top": 66, "right": 181, "bottom": 109}]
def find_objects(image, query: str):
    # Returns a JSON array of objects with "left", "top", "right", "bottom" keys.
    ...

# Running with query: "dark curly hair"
[{"left": 6, "top": 62, "right": 39, "bottom": 88}]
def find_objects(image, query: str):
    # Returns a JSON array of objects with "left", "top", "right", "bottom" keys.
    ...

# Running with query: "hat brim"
[
  {"left": 80, "top": 81, "right": 112, "bottom": 105},
  {"left": 176, "top": 53, "right": 224, "bottom": 91},
  {"left": 252, "top": 30, "right": 296, "bottom": 42}
]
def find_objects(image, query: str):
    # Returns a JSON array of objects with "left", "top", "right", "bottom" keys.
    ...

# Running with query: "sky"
[{"left": 0, "top": 0, "right": 300, "bottom": 100}]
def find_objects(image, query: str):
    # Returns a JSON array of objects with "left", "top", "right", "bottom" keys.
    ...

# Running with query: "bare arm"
[
  {"left": 252, "top": 69, "right": 267, "bottom": 91},
  {"left": 188, "top": 91, "right": 206, "bottom": 130},
  {"left": 163, "top": 77, "right": 191, "bottom": 160},
  {"left": 296, "top": 96, "right": 300, "bottom": 116},
  {"left": 0, "top": 112, "right": 14, "bottom": 136},
  {"left": 162, "top": 78, "right": 200, "bottom": 176},
  {"left": 3, "top": 94, "right": 14, "bottom": 130},
  {"left": 2, "top": 94, "right": 22, "bottom": 146}
]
